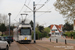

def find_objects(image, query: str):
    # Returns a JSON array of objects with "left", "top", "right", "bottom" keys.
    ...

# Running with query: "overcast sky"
[{"left": 0, "top": 0, "right": 65, "bottom": 27}]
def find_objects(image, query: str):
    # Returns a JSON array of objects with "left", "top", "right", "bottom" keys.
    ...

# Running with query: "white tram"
[{"left": 13, "top": 24, "right": 32, "bottom": 43}]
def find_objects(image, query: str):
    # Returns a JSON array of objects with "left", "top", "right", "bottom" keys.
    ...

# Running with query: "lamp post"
[
  {"left": 33, "top": 0, "right": 36, "bottom": 43},
  {"left": 8, "top": 13, "right": 11, "bottom": 36}
]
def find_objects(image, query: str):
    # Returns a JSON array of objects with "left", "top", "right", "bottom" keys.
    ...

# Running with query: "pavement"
[
  {"left": 48, "top": 36, "right": 75, "bottom": 46},
  {"left": 9, "top": 41, "right": 19, "bottom": 50},
  {"left": 61, "top": 36, "right": 75, "bottom": 40}
]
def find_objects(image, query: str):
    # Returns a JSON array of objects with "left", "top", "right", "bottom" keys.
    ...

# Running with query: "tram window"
[{"left": 21, "top": 29, "right": 31, "bottom": 35}]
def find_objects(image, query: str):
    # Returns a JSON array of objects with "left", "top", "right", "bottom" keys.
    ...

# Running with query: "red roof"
[
  {"left": 50, "top": 24, "right": 63, "bottom": 33},
  {"left": 50, "top": 25, "right": 54, "bottom": 29}
]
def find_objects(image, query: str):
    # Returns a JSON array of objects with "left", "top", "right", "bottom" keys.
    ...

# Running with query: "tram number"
[{"left": 25, "top": 37, "right": 27, "bottom": 40}]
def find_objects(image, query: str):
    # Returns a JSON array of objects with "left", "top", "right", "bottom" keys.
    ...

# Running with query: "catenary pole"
[{"left": 33, "top": 1, "right": 36, "bottom": 43}]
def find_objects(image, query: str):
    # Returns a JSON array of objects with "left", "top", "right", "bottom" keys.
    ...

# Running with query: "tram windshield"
[{"left": 20, "top": 29, "right": 31, "bottom": 35}]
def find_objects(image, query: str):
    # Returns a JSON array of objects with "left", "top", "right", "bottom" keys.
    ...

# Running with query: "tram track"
[
  {"left": 24, "top": 45, "right": 30, "bottom": 50},
  {"left": 23, "top": 44, "right": 40, "bottom": 50},
  {"left": 23, "top": 42, "right": 49, "bottom": 50},
  {"left": 34, "top": 44, "right": 50, "bottom": 50},
  {"left": 16, "top": 42, "right": 49, "bottom": 50}
]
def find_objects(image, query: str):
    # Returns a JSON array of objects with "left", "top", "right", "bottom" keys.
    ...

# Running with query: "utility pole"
[
  {"left": 33, "top": 0, "right": 36, "bottom": 43},
  {"left": 8, "top": 13, "right": 11, "bottom": 36}
]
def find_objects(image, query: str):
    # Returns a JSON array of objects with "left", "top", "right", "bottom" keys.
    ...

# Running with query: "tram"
[{"left": 13, "top": 24, "right": 32, "bottom": 43}]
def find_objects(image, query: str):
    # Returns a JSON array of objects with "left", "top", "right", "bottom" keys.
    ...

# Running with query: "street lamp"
[{"left": 8, "top": 13, "right": 11, "bottom": 36}]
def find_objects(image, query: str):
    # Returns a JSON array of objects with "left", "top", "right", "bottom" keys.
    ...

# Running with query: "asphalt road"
[{"left": 49, "top": 36, "right": 75, "bottom": 44}]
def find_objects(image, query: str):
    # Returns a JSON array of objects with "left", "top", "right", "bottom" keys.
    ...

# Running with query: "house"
[{"left": 50, "top": 24, "right": 63, "bottom": 36}]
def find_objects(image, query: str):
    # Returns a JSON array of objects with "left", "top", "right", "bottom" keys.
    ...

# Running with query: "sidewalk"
[
  {"left": 9, "top": 41, "right": 19, "bottom": 50},
  {"left": 61, "top": 36, "right": 75, "bottom": 40},
  {"left": 41, "top": 37, "right": 75, "bottom": 46}
]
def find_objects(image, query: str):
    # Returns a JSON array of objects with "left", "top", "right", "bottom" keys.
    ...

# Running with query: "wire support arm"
[{"left": 24, "top": 4, "right": 33, "bottom": 11}]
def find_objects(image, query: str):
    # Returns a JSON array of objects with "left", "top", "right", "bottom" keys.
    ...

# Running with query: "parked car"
[
  {"left": 3, "top": 36, "right": 13, "bottom": 43},
  {"left": 7, "top": 36, "right": 13, "bottom": 42},
  {"left": 0, "top": 36, "right": 9, "bottom": 50}
]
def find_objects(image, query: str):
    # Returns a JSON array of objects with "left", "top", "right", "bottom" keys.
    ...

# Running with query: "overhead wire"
[
  {"left": 20, "top": 0, "right": 27, "bottom": 20},
  {"left": 36, "top": 0, "right": 51, "bottom": 18},
  {"left": 24, "top": 0, "right": 27, "bottom": 4},
  {"left": 28, "top": 0, "right": 31, "bottom": 6},
  {"left": 24, "top": 0, "right": 32, "bottom": 13},
  {"left": 15, "top": 5, "right": 24, "bottom": 18},
  {"left": 14, "top": 0, "right": 27, "bottom": 22},
  {"left": 36, "top": 7, "right": 53, "bottom": 18},
  {"left": 25, "top": 0, "right": 33, "bottom": 20},
  {"left": 27, "top": 0, "right": 51, "bottom": 21},
  {"left": 37, "top": 0, "right": 41, "bottom": 4},
  {"left": 14, "top": 0, "right": 51, "bottom": 23},
  {"left": 36, "top": 0, "right": 50, "bottom": 11}
]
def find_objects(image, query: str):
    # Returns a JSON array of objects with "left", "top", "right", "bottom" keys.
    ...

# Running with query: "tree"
[
  {"left": 29, "top": 20, "right": 34, "bottom": 30},
  {"left": 54, "top": 0, "right": 75, "bottom": 23},
  {"left": 0, "top": 24, "right": 6, "bottom": 36},
  {"left": 0, "top": 14, "right": 8, "bottom": 25},
  {"left": 38, "top": 26, "right": 44, "bottom": 33},
  {"left": 63, "top": 22, "right": 73, "bottom": 31},
  {"left": 44, "top": 27, "right": 50, "bottom": 34},
  {"left": 44, "top": 27, "right": 50, "bottom": 37}
]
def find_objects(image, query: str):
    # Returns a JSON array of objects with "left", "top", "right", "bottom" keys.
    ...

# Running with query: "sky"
[{"left": 0, "top": 0, "right": 65, "bottom": 27}]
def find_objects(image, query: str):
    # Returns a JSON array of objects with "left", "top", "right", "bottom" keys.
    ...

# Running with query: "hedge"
[
  {"left": 63, "top": 32, "right": 75, "bottom": 39},
  {"left": 31, "top": 30, "right": 42, "bottom": 40}
]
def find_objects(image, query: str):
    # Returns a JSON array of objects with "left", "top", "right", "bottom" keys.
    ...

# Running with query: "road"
[
  {"left": 49, "top": 36, "right": 75, "bottom": 44},
  {"left": 9, "top": 40, "right": 75, "bottom": 50}
]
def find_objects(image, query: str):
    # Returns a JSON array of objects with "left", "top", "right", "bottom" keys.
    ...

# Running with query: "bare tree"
[{"left": 0, "top": 14, "right": 8, "bottom": 25}]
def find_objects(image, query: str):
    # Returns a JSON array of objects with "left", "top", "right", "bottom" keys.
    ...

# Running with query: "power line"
[
  {"left": 36, "top": 0, "right": 50, "bottom": 10},
  {"left": 37, "top": 0, "right": 41, "bottom": 4},
  {"left": 28, "top": 0, "right": 31, "bottom": 6},
  {"left": 14, "top": 0, "right": 27, "bottom": 22},
  {"left": 24, "top": 0, "right": 27, "bottom": 4},
  {"left": 36, "top": 7, "right": 53, "bottom": 18},
  {"left": 24, "top": 0, "right": 30, "bottom": 14},
  {"left": 24, "top": 4, "right": 33, "bottom": 11},
  {"left": 24, "top": 0, "right": 31, "bottom": 18},
  {"left": 15, "top": 5, "right": 24, "bottom": 19}
]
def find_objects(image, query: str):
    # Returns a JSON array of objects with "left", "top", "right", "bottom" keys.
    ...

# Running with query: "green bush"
[
  {"left": 42, "top": 32, "right": 47, "bottom": 37},
  {"left": 46, "top": 36, "right": 49, "bottom": 38},
  {"left": 64, "top": 31, "right": 75, "bottom": 39},
  {"left": 31, "top": 30, "right": 42, "bottom": 40},
  {"left": 72, "top": 32, "right": 75, "bottom": 39},
  {"left": 63, "top": 33, "right": 67, "bottom": 36},
  {"left": 64, "top": 32, "right": 72, "bottom": 37}
]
